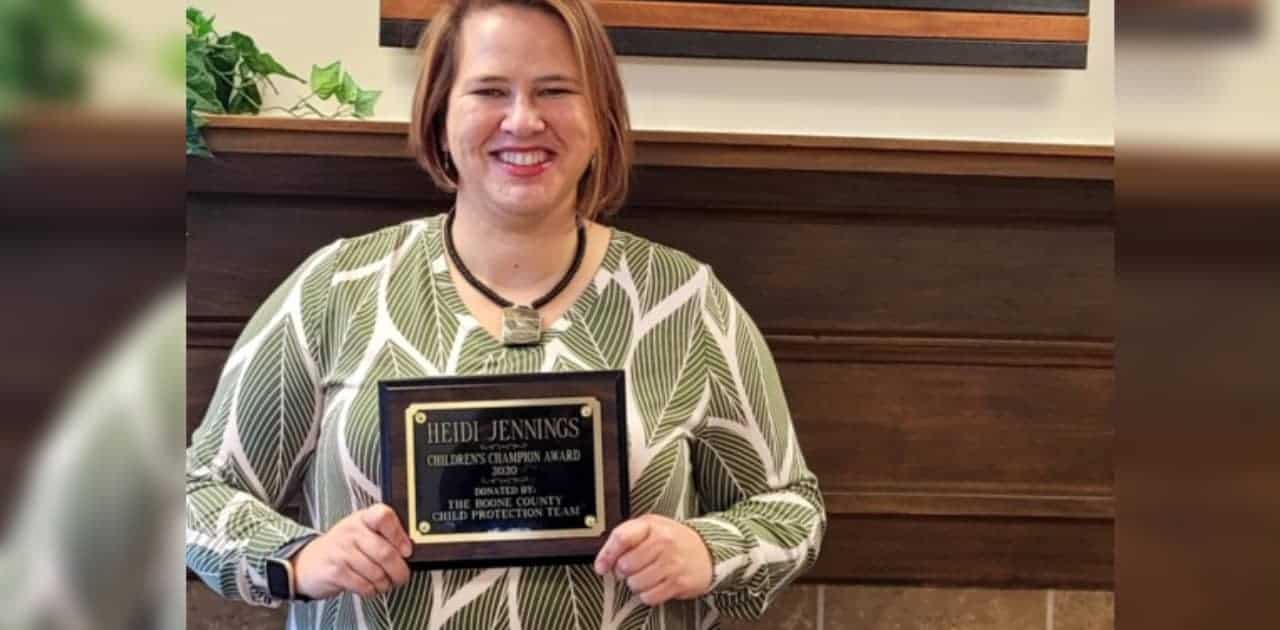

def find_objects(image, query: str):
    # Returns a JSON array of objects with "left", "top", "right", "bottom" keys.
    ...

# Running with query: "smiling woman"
[
  {"left": 410, "top": 0, "right": 632, "bottom": 223},
  {"left": 445, "top": 8, "right": 599, "bottom": 228},
  {"left": 184, "top": 0, "right": 826, "bottom": 628}
]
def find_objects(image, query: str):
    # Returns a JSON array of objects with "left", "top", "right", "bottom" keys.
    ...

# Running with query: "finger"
[
  {"left": 344, "top": 544, "right": 393, "bottom": 593},
  {"left": 361, "top": 504, "right": 413, "bottom": 557},
  {"left": 614, "top": 538, "right": 663, "bottom": 578},
  {"left": 354, "top": 533, "right": 411, "bottom": 587},
  {"left": 363, "top": 504, "right": 413, "bottom": 557},
  {"left": 625, "top": 556, "right": 669, "bottom": 594},
  {"left": 594, "top": 519, "right": 652, "bottom": 575},
  {"left": 335, "top": 559, "right": 380, "bottom": 599},
  {"left": 639, "top": 578, "right": 677, "bottom": 607}
]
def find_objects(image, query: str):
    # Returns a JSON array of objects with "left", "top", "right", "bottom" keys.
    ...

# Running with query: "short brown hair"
[{"left": 408, "top": 0, "right": 632, "bottom": 221}]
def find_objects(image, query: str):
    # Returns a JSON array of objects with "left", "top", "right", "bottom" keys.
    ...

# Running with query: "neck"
[{"left": 449, "top": 197, "right": 581, "bottom": 299}]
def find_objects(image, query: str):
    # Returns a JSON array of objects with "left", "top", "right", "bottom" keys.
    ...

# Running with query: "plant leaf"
[
  {"left": 248, "top": 52, "right": 302, "bottom": 82},
  {"left": 187, "top": 138, "right": 212, "bottom": 157},
  {"left": 310, "top": 61, "right": 342, "bottom": 99},
  {"left": 353, "top": 88, "right": 380, "bottom": 119},
  {"left": 186, "top": 99, "right": 213, "bottom": 157},
  {"left": 186, "top": 8, "right": 214, "bottom": 39},
  {"left": 208, "top": 35, "right": 241, "bottom": 108},
  {"left": 211, "top": 35, "right": 242, "bottom": 70},
  {"left": 185, "top": 32, "right": 208, "bottom": 56},
  {"left": 187, "top": 138, "right": 212, "bottom": 158},
  {"left": 223, "top": 32, "right": 260, "bottom": 61},
  {"left": 337, "top": 71, "right": 359, "bottom": 105},
  {"left": 187, "top": 85, "right": 224, "bottom": 114},
  {"left": 186, "top": 52, "right": 225, "bottom": 113}
]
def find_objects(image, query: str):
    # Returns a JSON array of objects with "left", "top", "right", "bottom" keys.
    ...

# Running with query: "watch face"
[{"left": 266, "top": 559, "right": 292, "bottom": 600}]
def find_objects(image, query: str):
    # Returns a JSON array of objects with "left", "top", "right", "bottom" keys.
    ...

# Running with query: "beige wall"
[
  {"left": 1119, "top": 4, "right": 1279, "bottom": 151},
  {"left": 193, "top": 0, "right": 1113, "bottom": 144}
]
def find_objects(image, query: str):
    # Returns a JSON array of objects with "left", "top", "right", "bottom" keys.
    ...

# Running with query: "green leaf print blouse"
[{"left": 186, "top": 214, "right": 826, "bottom": 629}]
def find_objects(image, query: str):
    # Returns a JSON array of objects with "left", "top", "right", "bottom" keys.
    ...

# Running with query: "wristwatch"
[{"left": 265, "top": 534, "right": 319, "bottom": 601}]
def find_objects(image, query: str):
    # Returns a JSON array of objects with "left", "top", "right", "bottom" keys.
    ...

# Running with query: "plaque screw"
[
  {"left": 584, "top": 515, "right": 597, "bottom": 527},
  {"left": 414, "top": 411, "right": 427, "bottom": 424},
  {"left": 418, "top": 521, "right": 431, "bottom": 534},
  {"left": 580, "top": 405, "right": 592, "bottom": 418}
]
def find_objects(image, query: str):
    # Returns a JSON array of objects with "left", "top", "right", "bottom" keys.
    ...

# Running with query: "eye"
[
  {"left": 472, "top": 88, "right": 507, "bottom": 98},
  {"left": 539, "top": 87, "right": 576, "bottom": 97}
]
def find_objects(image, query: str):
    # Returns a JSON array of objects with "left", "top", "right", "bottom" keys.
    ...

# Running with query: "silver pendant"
[{"left": 501, "top": 304, "right": 541, "bottom": 346}]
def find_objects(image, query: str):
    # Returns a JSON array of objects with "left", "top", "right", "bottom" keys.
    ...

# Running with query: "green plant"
[
  {"left": 185, "top": 7, "right": 381, "bottom": 156},
  {"left": 0, "top": 0, "right": 113, "bottom": 112}
]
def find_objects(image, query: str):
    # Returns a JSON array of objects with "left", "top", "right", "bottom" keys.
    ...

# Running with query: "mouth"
[{"left": 490, "top": 148, "right": 556, "bottom": 177}]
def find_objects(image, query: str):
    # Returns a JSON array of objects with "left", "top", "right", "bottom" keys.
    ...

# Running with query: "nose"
[{"left": 501, "top": 94, "right": 546, "bottom": 136}]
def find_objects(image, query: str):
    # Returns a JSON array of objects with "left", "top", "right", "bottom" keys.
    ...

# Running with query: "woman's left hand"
[{"left": 592, "top": 514, "right": 714, "bottom": 606}]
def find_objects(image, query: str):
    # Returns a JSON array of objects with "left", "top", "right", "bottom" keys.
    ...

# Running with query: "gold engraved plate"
[
  {"left": 501, "top": 304, "right": 541, "bottom": 346},
  {"left": 402, "top": 396, "right": 608, "bottom": 546}
]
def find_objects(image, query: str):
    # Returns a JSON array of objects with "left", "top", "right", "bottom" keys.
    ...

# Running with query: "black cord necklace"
[{"left": 444, "top": 209, "right": 586, "bottom": 346}]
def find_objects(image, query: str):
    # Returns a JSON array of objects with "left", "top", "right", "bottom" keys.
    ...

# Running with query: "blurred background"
[
  {"left": 1117, "top": 1, "right": 1280, "bottom": 628},
  {"left": 0, "top": 0, "right": 183, "bottom": 627}
]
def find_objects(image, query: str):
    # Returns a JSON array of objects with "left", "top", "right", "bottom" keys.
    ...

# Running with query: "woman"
[{"left": 185, "top": 0, "right": 825, "bottom": 627}]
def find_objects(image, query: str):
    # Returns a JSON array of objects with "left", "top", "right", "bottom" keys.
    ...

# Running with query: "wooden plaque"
[{"left": 379, "top": 371, "right": 629, "bottom": 569}]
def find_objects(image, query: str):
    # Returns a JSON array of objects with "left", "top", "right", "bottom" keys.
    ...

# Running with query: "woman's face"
[{"left": 445, "top": 5, "right": 598, "bottom": 221}]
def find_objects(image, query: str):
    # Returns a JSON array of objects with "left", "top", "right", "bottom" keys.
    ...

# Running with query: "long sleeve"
[
  {"left": 185, "top": 242, "right": 339, "bottom": 606},
  {"left": 684, "top": 270, "right": 826, "bottom": 621}
]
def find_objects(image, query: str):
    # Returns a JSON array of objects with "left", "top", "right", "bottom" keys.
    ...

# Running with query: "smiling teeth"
[{"left": 497, "top": 151, "right": 548, "bottom": 166}]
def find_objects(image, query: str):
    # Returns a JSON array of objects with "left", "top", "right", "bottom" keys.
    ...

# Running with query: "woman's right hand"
[{"left": 292, "top": 504, "right": 414, "bottom": 600}]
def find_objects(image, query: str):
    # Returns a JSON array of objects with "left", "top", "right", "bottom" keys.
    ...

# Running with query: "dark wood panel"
[
  {"left": 633, "top": 140, "right": 1109, "bottom": 180},
  {"left": 808, "top": 514, "right": 1113, "bottom": 587},
  {"left": 608, "top": 29, "right": 1087, "bottom": 69},
  {"left": 628, "top": 166, "right": 1112, "bottom": 221},
  {"left": 768, "top": 335, "right": 1112, "bottom": 368},
  {"left": 631, "top": 129, "right": 1111, "bottom": 158},
  {"left": 825, "top": 490, "right": 1112, "bottom": 519},
  {"left": 188, "top": 154, "right": 449, "bottom": 201},
  {"left": 189, "top": 153, "right": 1113, "bottom": 221},
  {"left": 783, "top": 360, "right": 1112, "bottom": 496},
  {"left": 595, "top": 1, "right": 1089, "bottom": 41},
  {"left": 186, "top": 196, "right": 437, "bottom": 321},
  {"left": 187, "top": 198, "right": 1112, "bottom": 338},
  {"left": 614, "top": 210, "right": 1113, "bottom": 338},
  {"left": 379, "top": 19, "right": 1088, "bottom": 68},
  {"left": 382, "top": 0, "right": 1089, "bottom": 41},
  {"left": 188, "top": 346, "right": 230, "bottom": 441}
]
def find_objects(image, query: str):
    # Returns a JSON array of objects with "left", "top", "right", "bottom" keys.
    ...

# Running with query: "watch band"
[{"left": 266, "top": 534, "right": 319, "bottom": 601}]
